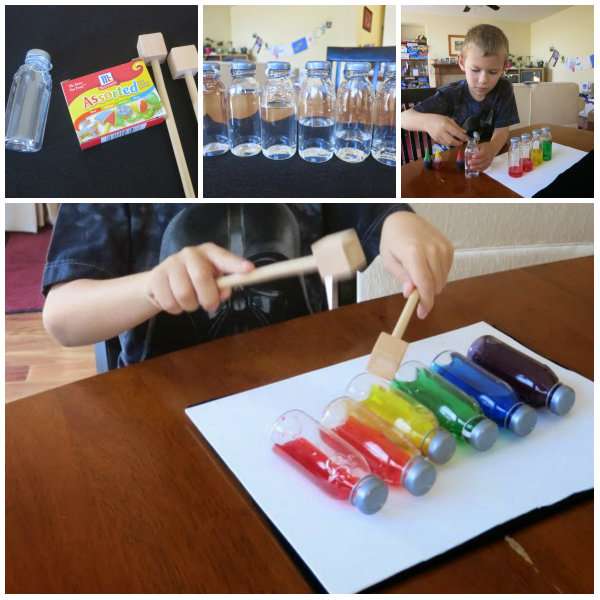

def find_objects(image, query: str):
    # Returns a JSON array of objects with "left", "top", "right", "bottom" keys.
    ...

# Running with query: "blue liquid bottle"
[{"left": 431, "top": 351, "right": 537, "bottom": 436}]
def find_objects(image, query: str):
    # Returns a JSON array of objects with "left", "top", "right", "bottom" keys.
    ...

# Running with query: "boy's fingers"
[
  {"left": 185, "top": 258, "right": 222, "bottom": 312},
  {"left": 152, "top": 270, "right": 182, "bottom": 315},
  {"left": 199, "top": 243, "right": 255, "bottom": 275},
  {"left": 167, "top": 261, "right": 200, "bottom": 313},
  {"left": 402, "top": 250, "right": 436, "bottom": 319}
]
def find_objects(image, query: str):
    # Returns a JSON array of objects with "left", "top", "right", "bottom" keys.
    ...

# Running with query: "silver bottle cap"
[
  {"left": 549, "top": 384, "right": 576, "bottom": 416},
  {"left": 203, "top": 62, "right": 220, "bottom": 74},
  {"left": 345, "top": 61, "right": 371, "bottom": 73},
  {"left": 427, "top": 429, "right": 456, "bottom": 464},
  {"left": 403, "top": 456, "right": 437, "bottom": 496},
  {"left": 231, "top": 61, "right": 255, "bottom": 73},
  {"left": 351, "top": 475, "right": 388, "bottom": 515},
  {"left": 508, "top": 404, "right": 537, "bottom": 436},
  {"left": 305, "top": 60, "right": 331, "bottom": 72},
  {"left": 469, "top": 419, "right": 498, "bottom": 451},
  {"left": 25, "top": 49, "right": 52, "bottom": 68},
  {"left": 266, "top": 61, "right": 291, "bottom": 73}
]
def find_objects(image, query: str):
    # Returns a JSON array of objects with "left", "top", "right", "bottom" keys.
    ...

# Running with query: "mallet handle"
[
  {"left": 217, "top": 255, "right": 317, "bottom": 289},
  {"left": 150, "top": 59, "right": 196, "bottom": 198},
  {"left": 184, "top": 74, "right": 198, "bottom": 120},
  {"left": 392, "top": 290, "right": 420, "bottom": 338}
]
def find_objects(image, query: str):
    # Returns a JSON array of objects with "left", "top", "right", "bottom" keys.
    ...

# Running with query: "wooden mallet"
[
  {"left": 367, "top": 290, "right": 420, "bottom": 381},
  {"left": 167, "top": 45, "right": 198, "bottom": 120},
  {"left": 216, "top": 229, "right": 366, "bottom": 289},
  {"left": 137, "top": 32, "right": 195, "bottom": 198}
]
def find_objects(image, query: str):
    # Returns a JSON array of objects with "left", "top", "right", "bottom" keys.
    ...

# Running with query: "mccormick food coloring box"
[{"left": 61, "top": 59, "right": 166, "bottom": 149}]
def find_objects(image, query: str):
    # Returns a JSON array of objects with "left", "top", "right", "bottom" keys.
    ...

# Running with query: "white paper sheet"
[
  {"left": 186, "top": 322, "right": 593, "bottom": 593},
  {"left": 483, "top": 143, "right": 587, "bottom": 197}
]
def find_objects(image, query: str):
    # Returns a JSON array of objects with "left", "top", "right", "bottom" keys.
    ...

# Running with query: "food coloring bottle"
[
  {"left": 271, "top": 409, "right": 388, "bottom": 514},
  {"left": 467, "top": 335, "right": 575, "bottom": 415},
  {"left": 508, "top": 136, "right": 523, "bottom": 177},
  {"left": 541, "top": 127, "right": 553, "bottom": 161},
  {"left": 203, "top": 63, "right": 229, "bottom": 157}
]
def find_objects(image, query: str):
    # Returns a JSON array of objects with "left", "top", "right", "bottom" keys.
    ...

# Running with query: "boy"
[
  {"left": 401, "top": 24, "right": 520, "bottom": 172},
  {"left": 42, "top": 204, "right": 453, "bottom": 367}
]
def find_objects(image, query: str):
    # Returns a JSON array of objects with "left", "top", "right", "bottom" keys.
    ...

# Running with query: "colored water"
[
  {"left": 261, "top": 103, "right": 297, "bottom": 160},
  {"left": 531, "top": 148, "right": 543, "bottom": 166},
  {"left": 371, "top": 125, "right": 396, "bottom": 167},
  {"left": 334, "top": 122, "right": 372, "bottom": 163},
  {"left": 542, "top": 140, "right": 552, "bottom": 161},
  {"left": 203, "top": 114, "right": 229, "bottom": 157},
  {"left": 508, "top": 165, "right": 523, "bottom": 177},
  {"left": 521, "top": 158, "right": 533, "bottom": 172},
  {"left": 229, "top": 111, "right": 261, "bottom": 157},
  {"left": 298, "top": 116, "right": 334, "bottom": 163}
]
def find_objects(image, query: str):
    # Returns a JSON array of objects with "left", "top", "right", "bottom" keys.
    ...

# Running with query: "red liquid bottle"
[
  {"left": 467, "top": 335, "right": 575, "bottom": 415},
  {"left": 508, "top": 136, "right": 523, "bottom": 177},
  {"left": 272, "top": 409, "right": 389, "bottom": 513},
  {"left": 520, "top": 132, "right": 533, "bottom": 172}
]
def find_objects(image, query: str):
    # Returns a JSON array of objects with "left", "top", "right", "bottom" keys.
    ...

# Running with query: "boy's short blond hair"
[{"left": 462, "top": 24, "right": 509, "bottom": 58}]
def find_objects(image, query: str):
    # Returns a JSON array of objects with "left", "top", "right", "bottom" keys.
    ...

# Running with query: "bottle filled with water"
[
  {"left": 203, "top": 63, "right": 229, "bottom": 157},
  {"left": 334, "top": 62, "right": 374, "bottom": 163},
  {"left": 6, "top": 49, "right": 52, "bottom": 152},
  {"left": 228, "top": 61, "right": 261, "bottom": 157},
  {"left": 297, "top": 60, "right": 335, "bottom": 163},
  {"left": 260, "top": 61, "right": 297, "bottom": 160},
  {"left": 371, "top": 62, "right": 396, "bottom": 167},
  {"left": 464, "top": 131, "right": 480, "bottom": 177}
]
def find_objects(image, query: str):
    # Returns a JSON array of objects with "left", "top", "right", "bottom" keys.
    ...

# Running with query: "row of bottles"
[
  {"left": 271, "top": 335, "right": 575, "bottom": 514},
  {"left": 203, "top": 60, "right": 396, "bottom": 166},
  {"left": 508, "top": 128, "right": 553, "bottom": 178}
]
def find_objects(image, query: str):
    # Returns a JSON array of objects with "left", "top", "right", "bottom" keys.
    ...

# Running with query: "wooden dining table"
[
  {"left": 401, "top": 124, "right": 594, "bottom": 198},
  {"left": 6, "top": 257, "right": 594, "bottom": 593}
]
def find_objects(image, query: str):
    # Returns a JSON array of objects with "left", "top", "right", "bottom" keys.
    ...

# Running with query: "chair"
[
  {"left": 401, "top": 88, "right": 436, "bottom": 165},
  {"left": 326, "top": 46, "right": 395, "bottom": 91},
  {"left": 95, "top": 337, "right": 121, "bottom": 373}
]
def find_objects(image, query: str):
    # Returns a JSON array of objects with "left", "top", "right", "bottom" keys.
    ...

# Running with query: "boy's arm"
[{"left": 401, "top": 108, "right": 469, "bottom": 147}]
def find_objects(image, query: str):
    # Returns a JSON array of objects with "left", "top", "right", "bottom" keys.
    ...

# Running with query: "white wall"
[
  {"left": 382, "top": 5, "right": 396, "bottom": 46},
  {"left": 203, "top": 6, "right": 232, "bottom": 45}
]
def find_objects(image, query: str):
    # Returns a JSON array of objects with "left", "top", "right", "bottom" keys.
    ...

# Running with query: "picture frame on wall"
[
  {"left": 362, "top": 6, "right": 373, "bottom": 32},
  {"left": 448, "top": 34, "right": 465, "bottom": 56}
]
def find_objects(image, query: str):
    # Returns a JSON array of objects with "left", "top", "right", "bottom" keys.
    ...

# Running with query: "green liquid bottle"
[
  {"left": 391, "top": 361, "right": 498, "bottom": 451},
  {"left": 541, "top": 127, "right": 552, "bottom": 161}
]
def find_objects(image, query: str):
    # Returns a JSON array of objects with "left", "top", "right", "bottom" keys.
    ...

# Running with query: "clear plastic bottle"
[
  {"left": 321, "top": 396, "right": 437, "bottom": 495},
  {"left": 464, "top": 131, "right": 480, "bottom": 177},
  {"left": 260, "top": 61, "right": 297, "bottom": 160},
  {"left": 6, "top": 49, "right": 52, "bottom": 153},
  {"left": 508, "top": 136, "right": 523, "bottom": 177},
  {"left": 371, "top": 62, "right": 396, "bottom": 167},
  {"left": 531, "top": 129, "right": 543, "bottom": 166},
  {"left": 334, "top": 62, "right": 374, "bottom": 163},
  {"left": 271, "top": 409, "right": 388, "bottom": 514},
  {"left": 345, "top": 372, "right": 456, "bottom": 465},
  {"left": 297, "top": 60, "right": 335, "bottom": 163},
  {"left": 202, "top": 63, "right": 229, "bottom": 157},
  {"left": 541, "top": 127, "right": 552, "bottom": 161},
  {"left": 227, "top": 61, "right": 261, "bottom": 157},
  {"left": 520, "top": 133, "right": 533, "bottom": 172}
]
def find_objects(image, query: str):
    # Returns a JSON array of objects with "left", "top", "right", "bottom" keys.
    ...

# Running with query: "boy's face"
[{"left": 459, "top": 45, "right": 506, "bottom": 101}]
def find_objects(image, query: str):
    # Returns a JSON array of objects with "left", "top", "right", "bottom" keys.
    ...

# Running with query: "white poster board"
[
  {"left": 484, "top": 143, "right": 587, "bottom": 197},
  {"left": 186, "top": 322, "right": 593, "bottom": 593}
]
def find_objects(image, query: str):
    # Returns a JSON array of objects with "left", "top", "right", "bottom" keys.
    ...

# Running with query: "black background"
[{"left": 6, "top": 5, "right": 198, "bottom": 198}]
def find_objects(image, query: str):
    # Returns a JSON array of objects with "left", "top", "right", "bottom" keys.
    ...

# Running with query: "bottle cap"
[
  {"left": 305, "top": 60, "right": 330, "bottom": 72},
  {"left": 25, "top": 49, "right": 52, "bottom": 67},
  {"left": 548, "top": 384, "right": 576, "bottom": 415},
  {"left": 469, "top": 419, "right": 498, "bottom": 451},
  {"left": 383, "top": 62, "right": 396, "bottom": 77},
  {"left": 266, "top": 61, "right": 291, "bottom": 73},
  {"left": 542, "top": 127, "right": 551, "bottom": 133},
  {"left": 344, "top": 62, "right": 371, "bottom": 74},
  {"left": 510, "top": 136, "right": 520, "bottom": 143},
  {"left": 521, "top": 133, "right": 531, "bottom": 140},
  {"left": 351, "top": 475, "right": 388, "bottom": 514},
  {"left": 427, "top": 429, "right": 456, "bottom": 464},
  {"left": 508, "top": 404, "right": 537, "bottom": 436},
  {"left": 231, "top": 61, "right": 255, "bottom": 73},
  {"left": 472, "top": 131, "right": 480, "bottom": 140},
  {"left": 203, "top": 63, "right": 220, "bottom": 74},
  {"left": 403, "top": 456, "right": 437, "bottom": 496}
]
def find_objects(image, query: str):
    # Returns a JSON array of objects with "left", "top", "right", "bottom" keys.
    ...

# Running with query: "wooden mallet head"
[
  {"left": 367, "top": 290, "right": 420, "bottom": 381},
  {"left": 137, "top": 32, "right": 168, "bottom": 64},
  {"left": 167, "top": 45, "right": 198, "bottom": 79},
  {"left": 311, "top": 229, "right": 366, "bottom": 281}
]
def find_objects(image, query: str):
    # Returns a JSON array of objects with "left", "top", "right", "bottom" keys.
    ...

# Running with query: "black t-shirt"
[
  {"left": 414, "top": 78, "right": 520, "bottom": 142},
  {"left": 43, "top": 203, "right": 410, "bottom": 367}
]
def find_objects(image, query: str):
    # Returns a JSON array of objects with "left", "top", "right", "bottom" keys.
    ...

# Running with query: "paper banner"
[{"left": 254, "top": 21, "right": 332, "bottom": 58}]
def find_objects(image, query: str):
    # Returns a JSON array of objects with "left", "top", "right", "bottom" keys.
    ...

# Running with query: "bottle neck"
[{"left": 25, "top": 57, "right": 51, "bottom": 71}]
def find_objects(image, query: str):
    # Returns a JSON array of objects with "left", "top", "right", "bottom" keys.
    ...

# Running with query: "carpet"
[{"left": 6, "top": 226, "right": 52, "bottom": 313}]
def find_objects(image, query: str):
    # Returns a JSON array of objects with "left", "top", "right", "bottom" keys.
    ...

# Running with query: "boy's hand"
[
  {"left": 468, "top": 142, "right": 496, "bottom": 172},
  {"left": 426, "top": 115, "right": 469, "bottom": 147},
  {"left": 145, "top": 243, "right": 255, "bottom": 315},
  {"left": 380, "top": 212, "right": 454, "bottom": 319}
]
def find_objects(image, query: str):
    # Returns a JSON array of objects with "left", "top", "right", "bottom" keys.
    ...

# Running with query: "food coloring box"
[{"left": 61, "top": 59, "right": 166, "bottom": 149}]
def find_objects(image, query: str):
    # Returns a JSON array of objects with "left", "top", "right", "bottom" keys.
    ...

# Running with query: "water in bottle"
[
  {"left": 228, "top": 61, "right": 261, "bottom": 157},
  {"left": 371, "top": 62, "right": 396, "bottom": 167},
  {"left": 261, "top": 61, "right": 297, "bottom": 160},
  {"left": 541, "top": 127, "right": 553, "bottom": 161},
  {"left": 464, "top": 131, "right": 480, "bottom": 177},
  {"left": 298, "top": 60, "right": 335, "bottom": 163},
  {"left": 520, "top": 133, "right": 533, "bottom": 172},
  {"left": 203, "top": 63, "right": 229, "bottom": 157},
  {"left": 6, "top": 49, "right": 52, "bottom": 152},
  {"left": 467, "top": 335, "right": 575, "bottom": 415},
  {"left": 508, "top": 136, "right": 523, "bottom": 177},
  {"left": 531, "top": 129, "right": 543, "bottom": 166},
  {"left": 334, "top": 62, "right": 374, "bottom": 163},
  {"left": 271, "top": 409, "right": 389, "bottom": 514}
]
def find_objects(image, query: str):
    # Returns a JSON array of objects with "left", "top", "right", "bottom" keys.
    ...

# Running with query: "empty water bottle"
[
  {"left": 334, "top": 62, "right": 374, "bottom": 163},
  {"left": 228, "top": 61, "right": 261, "bottom": 157},
  {"left": 6, "top": 49, "right": 52, "bottom": 152},
  {"left": 298, "top": 60, "right": 335, "bottom": 163},
  {"left": 203, "top": 63, "right": 229, "bottom": 157},
  {"left": 260, "top": 61, "right": 297, "bottom": 160},
  {"left": 371, "top": 62, "right": 396, "bottom": 167}
]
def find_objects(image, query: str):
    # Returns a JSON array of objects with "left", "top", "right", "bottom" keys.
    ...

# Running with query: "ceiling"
[{"left": 401, "top": 5, "right": 571, "bottom": 24}]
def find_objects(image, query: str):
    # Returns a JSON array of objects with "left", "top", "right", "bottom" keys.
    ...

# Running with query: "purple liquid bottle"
[{"left": 467, "top": 335, "right": 575, "bottom": 416}]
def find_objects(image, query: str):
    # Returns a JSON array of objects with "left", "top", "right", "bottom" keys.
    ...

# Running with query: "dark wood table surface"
[
  {"left": 401, "top": 124, "right": 594, "bottom": 198},
  {"left": 6, "top": 257, "right": 594, "bottom": 593}
]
